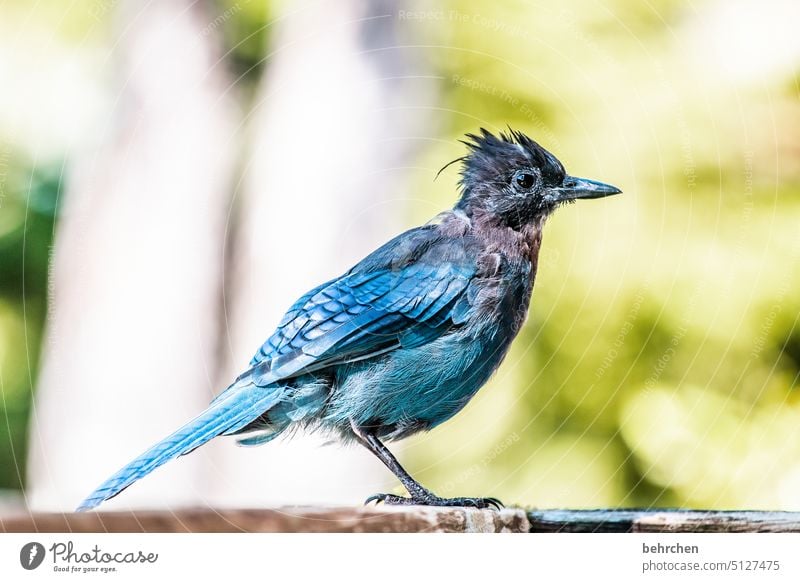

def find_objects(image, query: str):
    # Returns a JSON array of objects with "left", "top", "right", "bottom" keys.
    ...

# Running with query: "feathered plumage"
[{"left": 78, "top": 128, "right": 620, "bottom": 511}]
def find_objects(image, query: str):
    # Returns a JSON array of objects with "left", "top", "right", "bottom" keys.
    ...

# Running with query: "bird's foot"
[{"left": 365, "top": 492, "right": 503, "bottom": 510}]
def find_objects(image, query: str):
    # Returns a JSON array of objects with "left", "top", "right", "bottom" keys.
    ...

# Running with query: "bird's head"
[{"left": 453, "top": 128, "right": 621, "bottom": 229}]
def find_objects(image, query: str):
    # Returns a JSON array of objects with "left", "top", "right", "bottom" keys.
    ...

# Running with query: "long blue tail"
[{"left": 76, "top": 384, "right": 282, "bottom": 511}]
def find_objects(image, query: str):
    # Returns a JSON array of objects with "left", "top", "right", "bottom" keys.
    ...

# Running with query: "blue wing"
[{"left": 239, "top": 225, "right": 479, "bottom": 388}]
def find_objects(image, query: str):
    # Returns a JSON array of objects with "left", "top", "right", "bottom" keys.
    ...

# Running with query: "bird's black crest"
[{"left": 457, "top": 128, "right": 565, "bottom": 193}]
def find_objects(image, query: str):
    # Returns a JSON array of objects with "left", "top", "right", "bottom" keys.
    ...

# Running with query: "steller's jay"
[{"left": 78, "top": 128, "right": 620, "bottom": 511}]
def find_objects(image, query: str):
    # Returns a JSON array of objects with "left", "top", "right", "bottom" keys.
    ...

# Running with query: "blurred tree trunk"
[
  {"left": 204, "top": 0, "right": 438, "bottom": 505},
  {"left": 27, "top": 0, "right": 238, "bottom": 510}
]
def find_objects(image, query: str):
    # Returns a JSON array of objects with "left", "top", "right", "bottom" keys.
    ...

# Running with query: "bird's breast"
[
  {"left": 471, "top": 249, "right": 537, "bottom": 336},
  {"left": 480, "top": 219, "right": 544, "bottom": 329}
]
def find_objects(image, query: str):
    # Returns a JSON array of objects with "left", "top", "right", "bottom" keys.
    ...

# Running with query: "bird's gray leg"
[
  {"left": 349, "top": 420, "right": 502, "bottom": 510},
  {"left": 350, "top": 421, "right": 431, "bottom": 499}
]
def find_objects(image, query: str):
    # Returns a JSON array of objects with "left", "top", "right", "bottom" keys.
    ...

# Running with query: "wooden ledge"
[
  {"left": 3, "top": 507, "right": 799, "bottom": 533},
  {"left": 0, "top": 506, "right": 529, "bottom": 533},
  {"left": 529, "top": 509, "right": 800, "bottom": 533}
]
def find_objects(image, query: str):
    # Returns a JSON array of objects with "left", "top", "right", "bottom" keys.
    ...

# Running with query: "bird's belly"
[{"left": 324, "top": 326, "right": 512, "bottom": 439}]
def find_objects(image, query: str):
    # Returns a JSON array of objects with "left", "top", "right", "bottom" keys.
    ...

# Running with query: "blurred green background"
[{"left": 1, "top": 0, "right": 798, "bottom": 510}]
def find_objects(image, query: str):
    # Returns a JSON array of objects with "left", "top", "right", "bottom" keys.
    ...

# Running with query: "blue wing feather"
[
  {"left": 243, "top": 226, "right": 478, "bottom": 383},
  {"left": 243, "top": 265, "right": 474, "bottom": 382}
]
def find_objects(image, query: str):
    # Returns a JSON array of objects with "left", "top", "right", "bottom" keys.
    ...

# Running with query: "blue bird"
[{"left": 77, "top": 128, "right": 620, "bottom": 511}]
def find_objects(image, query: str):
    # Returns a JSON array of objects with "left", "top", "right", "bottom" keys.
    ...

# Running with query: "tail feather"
[{"left": 76, "top": 384, "right": 281, "bottom": 511}]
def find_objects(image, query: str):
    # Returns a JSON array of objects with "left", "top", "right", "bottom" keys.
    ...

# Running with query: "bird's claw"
[
  {"left": 365, "top": 493, "right": 415, "bottom": 506},
  {"left": 479, "top": 497, "right": 505, "bottom": 510},
  {"left": 365, "top": 492, "right": 503, "bottom": 510},
  {"left": 456, "top": 496, "right": 504, "bottom": 510}
]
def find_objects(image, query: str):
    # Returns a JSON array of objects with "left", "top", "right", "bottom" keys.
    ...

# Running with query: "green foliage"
[
  {"left": 212, "top": 0, "right": 274, "bottom": 78},
  {"left": 0, "top": 158, "right": 58, "bottom": 489}
]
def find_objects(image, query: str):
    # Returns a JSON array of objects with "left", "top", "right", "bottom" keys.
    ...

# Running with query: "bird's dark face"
[{"left": 455, "top": 129, "right": 621, "bottom": 229}]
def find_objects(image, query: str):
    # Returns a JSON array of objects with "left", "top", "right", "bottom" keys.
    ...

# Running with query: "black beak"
[{"left": 552, "top": 176, "right": 621, "bottom": 201}]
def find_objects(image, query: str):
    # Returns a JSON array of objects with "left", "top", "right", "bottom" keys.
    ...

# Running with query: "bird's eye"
[{"left": 513, "top": 170, "right": 537, "bottom": 191}]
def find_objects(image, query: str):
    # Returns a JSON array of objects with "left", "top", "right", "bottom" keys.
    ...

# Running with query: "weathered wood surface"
[
  {"left": 2, "top": 507, "right": 799, "bottom": 533},
  {"left": 528, "top": 509, "right": 800, "bottom": 533},
  {"left": 0, "top": 506, "right": 529, "bottom": 533}
]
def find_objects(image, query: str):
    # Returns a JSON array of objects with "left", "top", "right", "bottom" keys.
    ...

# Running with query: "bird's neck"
[{"left": 462, "top": 208, "right": 546, "bottom": 266}]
